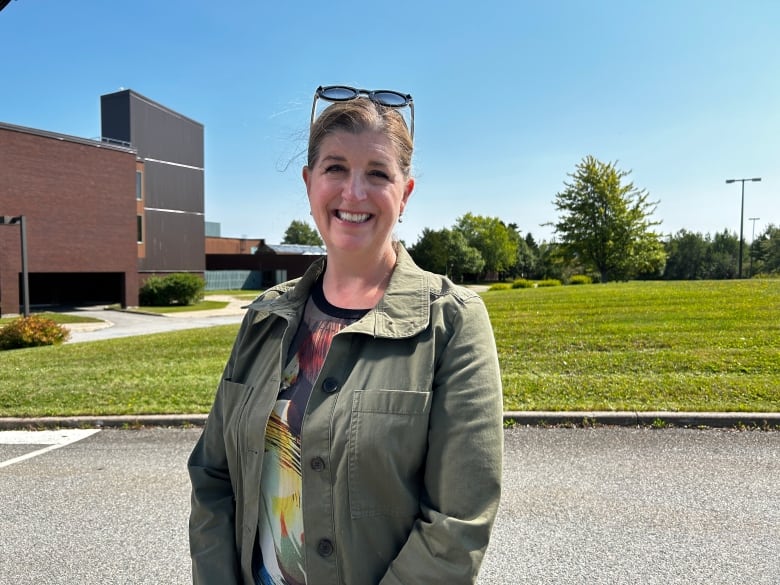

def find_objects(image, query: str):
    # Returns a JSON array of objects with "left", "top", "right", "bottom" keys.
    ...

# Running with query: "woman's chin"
[{"left": 324, "top": 233, "right": 391, "bottom": 258}]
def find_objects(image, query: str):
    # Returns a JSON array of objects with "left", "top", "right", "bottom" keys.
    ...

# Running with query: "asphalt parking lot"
[{"left": 1, "top": 426, "right": 778, "bottom": 584}]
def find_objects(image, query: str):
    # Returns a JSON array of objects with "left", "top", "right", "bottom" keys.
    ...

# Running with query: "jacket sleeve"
[
  {"left": 380, "top": 294, "right": 504, "bottom": 584},
  {"left": 187, "top": 331, "right": 246, "bottom": 584}
]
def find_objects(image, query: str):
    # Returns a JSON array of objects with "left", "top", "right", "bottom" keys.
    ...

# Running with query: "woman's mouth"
[{"left": 336, "top": 210, "right": 372, "bottom": 224}]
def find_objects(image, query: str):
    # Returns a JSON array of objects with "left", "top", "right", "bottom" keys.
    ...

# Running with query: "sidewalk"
[
  {"left": 161, "top": 294, "right": 249, "bottom": 318},
  {"left": 63, "top": 294, "right": 249, "bottom": 333}
]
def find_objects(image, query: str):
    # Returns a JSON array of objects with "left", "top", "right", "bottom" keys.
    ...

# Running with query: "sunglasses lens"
[
  {"left": 319, "top": 86, "right": 359, "bottom": 101},
  {"left": 371, "top": 91, "right": 409, "bottom": 107}
]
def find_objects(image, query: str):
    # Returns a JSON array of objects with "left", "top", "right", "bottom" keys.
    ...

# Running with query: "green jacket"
[{"left": 188, "top": 245, "right": 503, "bottom": 584}]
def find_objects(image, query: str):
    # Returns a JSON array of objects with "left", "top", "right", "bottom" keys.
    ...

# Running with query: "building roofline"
[
  {"left": 101, "top": 89, "right": 204, "bottom": 128},
  {"left": 0, "top": 121, "right": 138, "bottom": 154}
]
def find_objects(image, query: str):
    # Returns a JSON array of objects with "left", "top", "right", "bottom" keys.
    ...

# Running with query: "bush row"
[{"left": 488, "top": 275, "right": 592, "bottom": 291}]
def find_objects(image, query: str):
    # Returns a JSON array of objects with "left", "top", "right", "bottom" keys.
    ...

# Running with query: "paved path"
[{"left": 62, "top": 296, "right": 246, "bottom": 343}]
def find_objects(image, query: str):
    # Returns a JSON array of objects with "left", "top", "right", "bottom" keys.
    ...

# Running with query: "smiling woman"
[
  {"left": 303, "top": 129, "right": 414, "bottom": 308},
  {"left": 188, "top": 86, "right": 504, "bottom": 585}
]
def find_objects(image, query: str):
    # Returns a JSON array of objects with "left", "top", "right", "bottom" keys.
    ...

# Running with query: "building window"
[
  {"left": 136, "top": 171, "right": 143, "bottom": 200},
  {"left": 137, "top": 215, "right": 143, "bottom": 243}
]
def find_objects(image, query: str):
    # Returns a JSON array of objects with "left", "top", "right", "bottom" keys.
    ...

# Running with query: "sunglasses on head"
[{"left": 310, "top": 85, "right": 415, "bottom": 140}]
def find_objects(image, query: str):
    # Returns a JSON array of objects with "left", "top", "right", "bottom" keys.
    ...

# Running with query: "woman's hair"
[{"left": 307, "top": 99, "right": 413, "bottom": 178}]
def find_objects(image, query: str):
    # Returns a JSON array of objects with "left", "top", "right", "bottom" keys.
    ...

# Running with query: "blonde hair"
[{"left": 307, "top": 99, "right": 413, "bottom": 178}]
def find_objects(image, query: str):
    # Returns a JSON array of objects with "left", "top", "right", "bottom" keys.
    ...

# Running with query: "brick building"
[
  {"left": 0, "top": 122, "right": 140, "bottom": 315},
  {"left": 0, "top": 89, "right": 204, "bottom": 316},
  {"left": 205, "top": 237, "right": 325, "bottom": 289},
  {"left": 1, "top": 89, "right": 321, "bottom": 316}
]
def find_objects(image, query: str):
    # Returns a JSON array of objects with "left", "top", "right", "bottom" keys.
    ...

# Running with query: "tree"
[
  {"left": 751, "top": 224, "right": 780, "bottom": 275},
  {"left": 454, "top": 213, "right": 517, "bottom": 280},
  {"left": 445, "top": 230, "right": 485, "bottom": 282},
  {"left": 534, "top": 241, "right": 566, "bottom": 281},
  {"left": 703, "top": 230, "right": 739, "bottom": 279},
  {"left": 282, "top": 220, "right": 323, "bottom": 246},
  {"left": 408, "top": 228, "right": 484, "bottom": 282},
  {"left": 506, "top": 223, "right": 537, "bottom": 279},
  {"left": 664, "top": 230, "right": 708, "bottom": 280},
  {"left": 524, "top": 232, "right": 539, "bottom": 253},
  {"left": 549, "top": 156, "right": 666, "bottom": 282},
  {"left": 408, "top": 228, "right": 449, "bottom": 275}
]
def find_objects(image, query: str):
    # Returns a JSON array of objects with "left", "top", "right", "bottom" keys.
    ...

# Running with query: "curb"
[
  {"left": 1, "top": 412, "right": 779, "bottom": 431},
  {"left": 0, "top": 414, "right": 207, "bottom": 430},
  {"left": 503, "top": 411, "right": 780, "bottom": 429}
]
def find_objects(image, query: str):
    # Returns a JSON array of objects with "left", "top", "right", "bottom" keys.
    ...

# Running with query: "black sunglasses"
[{"left": 310, "top": 85, "right": 415, "bottom": 140}]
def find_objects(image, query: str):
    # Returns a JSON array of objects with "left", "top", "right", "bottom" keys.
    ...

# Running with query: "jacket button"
[
  {"left": 321, "top": 377, "right": 340, "bottom": 394},
  {"left": 317, "top": 538, "right": 334, "bottom": 557},
  {"left": 310, "top": 457, "right": 325, "bottom": 471}
]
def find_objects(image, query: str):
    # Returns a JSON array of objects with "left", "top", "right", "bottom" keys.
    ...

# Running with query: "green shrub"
[
  {"left": 512, "top": 278, "right": 535, "bottom": 289},
  {"left": 139, "top": 276, "right": 165, "bottom": 306},
  {"left": 0, "top": 315, "right": 70, "bottom": 350},
  {"left": 139, "top": 273, "right": 204, "bottom": 306},
  {"left": 569, "top": 275, "right": 593, "bottom": 285},
  {"left": 536, "top": 279, "right": 562, "bottom": 287},
  {"left": 488, "top": 283, "right": 512, "bottom": 291},
  {"left": 164, "top": 273, "right": 205, "bottom": 305}
]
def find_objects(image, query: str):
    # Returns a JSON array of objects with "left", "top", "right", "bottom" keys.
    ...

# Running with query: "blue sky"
[{"left": 2, "top": 0, "right": 777, "bottom": 245}]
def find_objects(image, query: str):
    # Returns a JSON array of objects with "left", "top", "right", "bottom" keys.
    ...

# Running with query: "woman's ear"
[{"left": 402, "top": 178, "right": 415, "bottom": 211}]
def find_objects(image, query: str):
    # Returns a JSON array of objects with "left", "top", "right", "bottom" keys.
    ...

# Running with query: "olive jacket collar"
[{"left": 245, "top": 243, "right": 433, "bottom": 339}]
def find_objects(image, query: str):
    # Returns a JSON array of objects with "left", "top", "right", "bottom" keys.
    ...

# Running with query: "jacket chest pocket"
[{"left": 348, "top": 389, "right": 432, "bottom": 518}]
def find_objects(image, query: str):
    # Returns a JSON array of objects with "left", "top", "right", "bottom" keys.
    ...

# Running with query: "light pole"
[
  {"left": 748, "top": 217, "right": 760, "bottom": 278},
  {"left": 0, "top": 215, "right": 30, "bottom": 317},
  {"left": 725, "top": 177, "right": 761, "bottom": 278}
]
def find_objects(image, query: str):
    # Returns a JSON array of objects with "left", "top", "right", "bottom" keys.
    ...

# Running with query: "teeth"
[{"left": 338, "top": 211, "right": 371, "bottom": 223}]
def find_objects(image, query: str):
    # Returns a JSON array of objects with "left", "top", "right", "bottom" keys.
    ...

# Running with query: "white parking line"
[{"left": 0, "top": 429, "right": 101, "bottom": 468}]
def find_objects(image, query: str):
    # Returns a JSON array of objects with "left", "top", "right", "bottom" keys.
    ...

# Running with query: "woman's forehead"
[{"left": 319, "top": 130, "right": 397, "bottom": 162}]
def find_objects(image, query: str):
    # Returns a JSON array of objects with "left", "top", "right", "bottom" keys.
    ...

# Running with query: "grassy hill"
[
  {"left": 488, "top": 279, "right": 778, "bottom": 412},
  {"left": 0, "top": 280, "right": 777, "bottom": 417}
]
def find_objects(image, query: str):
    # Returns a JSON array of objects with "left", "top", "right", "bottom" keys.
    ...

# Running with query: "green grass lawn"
[
  {"left": 134, "top": 300, "right": 229, "bottom": 314},
  {"left": 490, "top": 279, "right": 779, "bottom": 412},
  {"left": 0, "top": 312, "right": 103, "bottom": 326},
  {"left": 206, "top": 289, "right": 261, "bottom": 300},
  {"left": 0, "top": 280, "right": 777, "bottom": 417},
  {"left": 0, "top": 327, "right": 237, "bottom": 416}
]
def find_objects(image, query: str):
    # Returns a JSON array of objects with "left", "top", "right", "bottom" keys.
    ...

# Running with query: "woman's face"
[{"left": 303, "top": 130, "right": 414, "bottom": 261}]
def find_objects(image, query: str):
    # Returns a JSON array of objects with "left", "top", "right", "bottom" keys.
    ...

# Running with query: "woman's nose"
[{"left": 343, "top": 173, "right": 368, "bottom": 201}]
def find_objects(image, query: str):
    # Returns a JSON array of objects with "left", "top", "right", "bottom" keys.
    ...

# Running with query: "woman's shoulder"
[
  {"left": 422, "top": 270, "right": 482, "bottom": 305},
  {"left": 246, "top": 280, "right": 295, "bottom": 303}
]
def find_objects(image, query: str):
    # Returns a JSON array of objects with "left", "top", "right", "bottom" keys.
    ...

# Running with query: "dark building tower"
[{"left": 101, "top": 90, "right": 205, "bottom": 278}]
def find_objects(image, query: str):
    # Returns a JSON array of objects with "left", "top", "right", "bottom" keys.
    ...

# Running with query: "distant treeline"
[{"left": 406, "top": 219, "right": 779, "bottom": 283}]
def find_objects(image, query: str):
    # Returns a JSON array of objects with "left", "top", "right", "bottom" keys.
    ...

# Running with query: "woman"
[{"left": 188, "top": 85, "right": 503, "bottom": 585}]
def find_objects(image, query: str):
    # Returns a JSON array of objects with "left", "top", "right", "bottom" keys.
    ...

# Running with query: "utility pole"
[
  {"left": 0, "top": 215, "right": 30, "bottom": 317},
  {"left": 725, "top": 177, "right": 761, "bottom": 278},
  {"left": 748, "top": 217, "right": 761, "bottom": 278}
]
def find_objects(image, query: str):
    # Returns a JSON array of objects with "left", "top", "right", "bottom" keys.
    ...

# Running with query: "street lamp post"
[
  {"left": 748, "top": 217, "right": 761, "bottom": 278},
  {"left": 725, "top": 177, "right": 761, "bottom": 279},
  {"left": 0, "top": 215, "right": 30, "bottom": 317}
]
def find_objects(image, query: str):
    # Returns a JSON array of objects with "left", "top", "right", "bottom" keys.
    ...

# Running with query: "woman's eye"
[
  {"left": 369, "top": 170, "right": 390, "bottom": 180},
  {"left": 324, "top": 164, "right": 346, "bottom": 173}
]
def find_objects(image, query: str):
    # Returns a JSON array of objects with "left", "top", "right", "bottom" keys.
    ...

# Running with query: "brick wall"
[{"left": 0, "top": 124, "right": 139, "bottom": 314}]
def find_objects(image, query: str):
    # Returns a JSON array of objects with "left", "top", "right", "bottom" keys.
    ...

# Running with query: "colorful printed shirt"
[{"left": 255, "top": 279, "right": 366, "bottom": 585}]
